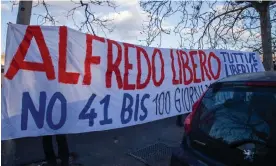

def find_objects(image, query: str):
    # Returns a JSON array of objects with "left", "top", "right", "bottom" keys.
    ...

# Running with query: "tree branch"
[
  {"left": 198, "top": 4, "right": 252, "bottom": 46},
  {"left": 13, "top": 0, "right": 118, "bottom": 35}
]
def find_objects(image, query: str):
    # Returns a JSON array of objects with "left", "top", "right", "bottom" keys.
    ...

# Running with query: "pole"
[
  {"left": 16, "top": 0, "right": 33, "bottom": 24},
  {"left": 3, "top": 2, "right": 33, "bottom": 166}
]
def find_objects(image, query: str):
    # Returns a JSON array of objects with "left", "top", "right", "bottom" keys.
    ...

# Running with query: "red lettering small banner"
[{"left": 1, "top": 24, "right": 264, "bottom": 140}]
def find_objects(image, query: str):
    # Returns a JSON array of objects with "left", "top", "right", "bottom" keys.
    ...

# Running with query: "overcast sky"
[
  {"left": 1, "top": 0, "right": 184, "bottom": 53},
  {"left": 1, "top": 0, "right": 268, "bottom": 56}
]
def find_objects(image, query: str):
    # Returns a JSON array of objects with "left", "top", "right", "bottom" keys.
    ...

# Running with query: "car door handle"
[{"left": 193, "top": 140, "right": 206, "bottom": 146}]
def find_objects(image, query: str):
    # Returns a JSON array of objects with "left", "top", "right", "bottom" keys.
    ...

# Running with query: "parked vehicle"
[{"left": 170, "top": 71, "right": 276, "bottom": 166}]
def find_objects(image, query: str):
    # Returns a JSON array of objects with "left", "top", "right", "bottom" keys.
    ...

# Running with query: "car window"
[{"left": 197, "top": 84, "right": 276, "bottom": 146}]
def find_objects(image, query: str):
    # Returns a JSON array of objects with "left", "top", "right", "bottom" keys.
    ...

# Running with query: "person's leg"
[
  {"left": 176, "top": 115, "right": 183, "bottom": 127},
  {"left": 56, "top": 134, "right": 69, "bottom": 166},
  {"left": 42, "top": 136, "right": 57, "bottom": 165}
]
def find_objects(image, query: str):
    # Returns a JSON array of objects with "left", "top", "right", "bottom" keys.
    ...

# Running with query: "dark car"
[{"left": 170, "top": 71, "right": 276, "bottom": 166}]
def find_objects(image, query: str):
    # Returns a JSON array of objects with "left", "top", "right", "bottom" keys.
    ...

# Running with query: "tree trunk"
[{"left": 255, "top": 2, "right": 273, "bottom": 71}]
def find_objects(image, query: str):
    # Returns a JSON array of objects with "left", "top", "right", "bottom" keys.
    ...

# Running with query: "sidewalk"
[{"left": 3, "top": 116, "right": 186, "bottom": 166}]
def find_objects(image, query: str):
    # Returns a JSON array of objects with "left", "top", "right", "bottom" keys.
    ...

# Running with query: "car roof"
[{"left": 217, "top": 71, "right": 276, "bottom": 83}]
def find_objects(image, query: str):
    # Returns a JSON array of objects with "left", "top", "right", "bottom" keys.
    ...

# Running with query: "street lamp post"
[
  {"left": 2, "top": 1, "right": 33, "bottom": 166},
  {"left": 16, "top": 1, "right": 33, "bottom": 24}
]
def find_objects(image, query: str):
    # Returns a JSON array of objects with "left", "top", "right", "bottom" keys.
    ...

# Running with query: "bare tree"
[
  {"left": 11, "top": 0, "right": 117, "bottom": 36},
  {"left": 140, "top": 1, "right": 276, "bottom": 71}
]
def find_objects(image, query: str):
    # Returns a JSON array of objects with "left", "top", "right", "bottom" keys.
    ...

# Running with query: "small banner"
[{"left": 1, "top": 24, "right": 264, "bottom": 140}]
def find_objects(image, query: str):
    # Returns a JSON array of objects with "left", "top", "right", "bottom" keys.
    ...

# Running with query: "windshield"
[{"left": 199, "top": 84, "right": 276, "bottom": 147}]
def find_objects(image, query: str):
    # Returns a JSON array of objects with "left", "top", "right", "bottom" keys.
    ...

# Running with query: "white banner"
[{"left": 1, "top": 24, "right": 264, "bottom": 140}]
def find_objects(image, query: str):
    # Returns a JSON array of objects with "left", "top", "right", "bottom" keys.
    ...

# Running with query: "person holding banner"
[{"left": 42, "top": 135, "right": 69, "bottom": 166}]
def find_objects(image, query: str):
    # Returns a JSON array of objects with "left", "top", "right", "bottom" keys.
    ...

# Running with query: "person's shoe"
[
  {"left": 42, "top": 161, "right": 57, "bottom": 166},
  {"left": 60, "top": 158, "right": 69, "bottom": 166},
  {"left": 69, "top": 152, "right": 79, "bottom": 162},
  {"left": 60, "top": 161, "right": 69, "bottom": 166}
]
